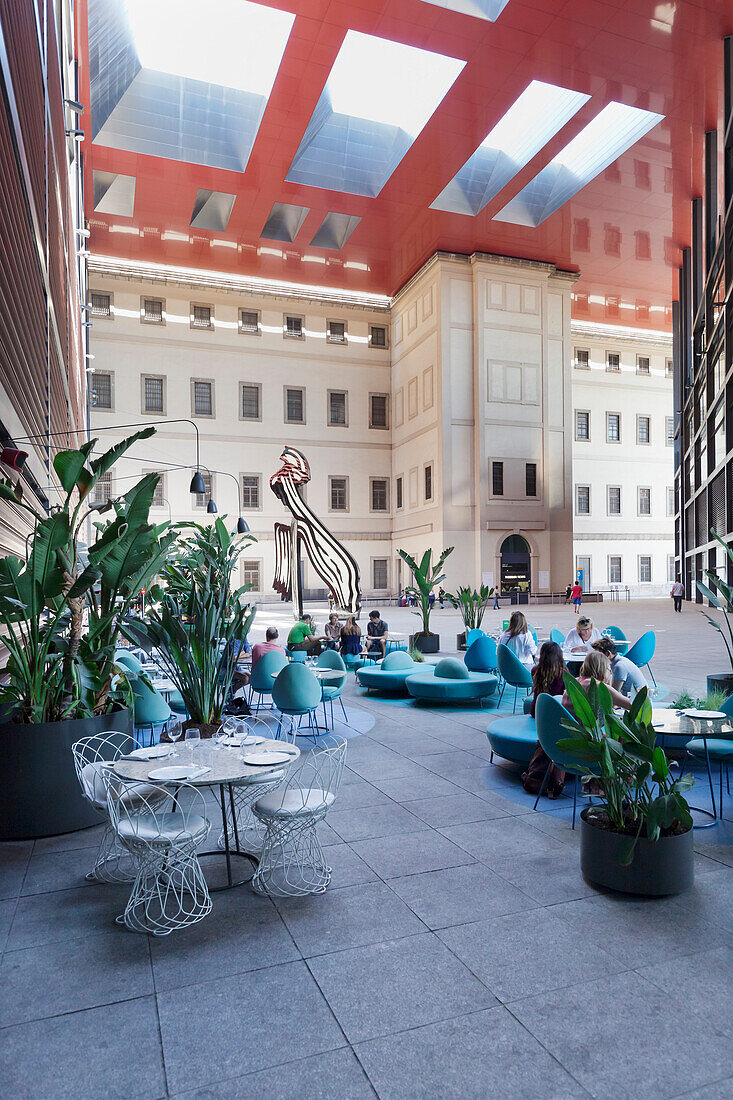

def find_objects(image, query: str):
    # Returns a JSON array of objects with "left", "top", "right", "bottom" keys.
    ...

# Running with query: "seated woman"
[
  {"left": 528, "top": 641, "right": 565, "bottom": 718},
  {"left": 592, "top": 637, "right": 647, "bottom": 697},
  {"left": 324, "top": 612, "right": 341, "bottom": 650},
  {"left": 499, "top": 611, "right": 537, "bottom": 668},
  {"left": 562, "top": 650, "right": 631, "bottom": 712},
  {"left": 563, "top": 615, "right": 602, "bottom": 654},
  {"left": 339, "top": 615, "right": 366, "bottom": 658}
]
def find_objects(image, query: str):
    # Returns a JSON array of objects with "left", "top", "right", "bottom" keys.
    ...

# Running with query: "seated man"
[
  {"left": 251, "top": 626, "right": 285, "bottom": 669},
  {"left": 287, "top": 613, "right": 325, "bottom": 654},
  {"left": 366, "top": 609, "right": 388, "bottom": 656},
  {"left": 592, "top": 637, "right": 647, "bottom": 698}
]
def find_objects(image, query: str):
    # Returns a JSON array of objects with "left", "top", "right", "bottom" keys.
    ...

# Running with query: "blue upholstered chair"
[
  {"left": 289, "top": 650, "right": 307, "bottom": 664},
  {"left": 550, "top": 627, "right": 566, "bottom": 646},
  {"left": 625, "top": 631, "right": 656, "bottom": 686},
  {"left": 486, "top": 713, "right": 537, "bottom": 765},
  {"left": 317, "top": 650, "right": 348, "bottom": 727},
  {"left": 405, "top": 657, "right": 498, "bottom": 705},
  {"left": 465, "top": 628, "right": 485, "bottom": 649},
  {"left": 357, "top": 650, "right": 417, "bottom": 692},
  {"left": 602, "top": 625, "right": 629, "bottom": 655},
  {"left": 535, "top": 693, "right": 596, "bottom": 827},
  {"left": 497, "top": 644, "right": 533, "bottom": 713},
  {"left": 465, "top": 636, "right": 498, "bottom": 674},
  {"left": 683, "top": 694, "right": 733, "bottom": 820},
  {"left": 249, "top": 650, "right": 289, "bottom": 712},
  {"left": 131, "top": 679, "right": 171, "bottom": 747},
  {"left": 168, "top": 690, "right": 187, "bottom": 718},
  {"left": 272, "top": 663, "right": 323, "bottom": 740},
  {"left": 114, "top": 650, "right": 145, "bottom": 677}
]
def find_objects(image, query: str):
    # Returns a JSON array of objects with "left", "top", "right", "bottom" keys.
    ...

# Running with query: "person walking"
[
  {"left": 571, "top": 579, "right": 582, "bottom": 612},
  {"left": 564, "top": 582, "right": 572, "bottom": 605},
  {"left": 492, "top": 587, "right": 500, "bottom": 610},
  {"left": 438, "top": 587, "right": 445, "bottom": 609},
  {"left": 671, "top": 577, "right": 684, "bottom": 613}
]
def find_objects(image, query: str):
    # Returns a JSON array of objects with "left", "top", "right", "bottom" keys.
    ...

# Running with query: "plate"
[
  {"left": 684, "top": 709, "right": 727, "bottom": 720},
  {"left": 241, "top": 751, "right": 294, "bottom": 766},
  {"left": 148, "top": 765, "right": 197, "bottom": 781},
  {"left": 127, "top": 744, "right": 174, "bottom": 760},
  {"left": 220, "top": 734, "right": 267, "bottom": 747}
]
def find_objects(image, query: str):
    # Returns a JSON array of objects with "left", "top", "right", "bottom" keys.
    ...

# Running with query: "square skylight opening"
[
  {"left": 261, "top": 202, "right": 310, "bottom": 243},
  {"left": 93, "top": 171, "right": 136, "bottom": 217},
  {"left": 418, "top": 0, "right": 512, "bottom": 22},
  {"left": 190, "top": 189, "right": 236, "bottom": 232},
  {"left": 310, "top": 213, "right": 362, "bottom": 250},
  {"left": 431, "top": 80, "right": 589, "bottom": 216},
  {"left": 286, "top": 31, "right": 465, "bottom": 198},
  {"left": 493, "top": 101, "right": 665, "bottom": 227}
]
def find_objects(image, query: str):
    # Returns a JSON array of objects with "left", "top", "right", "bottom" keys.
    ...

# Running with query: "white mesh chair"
[
  {"left": 71, "top": 729, "right": 166, "bottom": 883},
  {"left": 215, "top": 713, "right": 291, "bottom": 853},
  {"left": 103, "top": 773, "right": 212, "bottom": 936},
  {"left": 251, "top": 734, "right": 347, "bottom": 898}
]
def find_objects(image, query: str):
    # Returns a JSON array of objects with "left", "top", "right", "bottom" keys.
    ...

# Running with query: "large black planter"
[
  {"left": 410, "top": 633, "right": 440, "bottom": 654},
  {"left": 706, "top": 672, "right": 733, "bottom": 696},
  {"left": 0, "top": 708, "right": 134, "bottom": 840},
  {"left": 580, "top": 808, "right": 694, "bottom": 896}
]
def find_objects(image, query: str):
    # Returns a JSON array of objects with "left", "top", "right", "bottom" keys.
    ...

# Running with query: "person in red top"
[
  {"left": 250, "top": 627, "right": 286, "bottom": 669},
  {"left": 571, "top": 580, "right": 583, "bottom": 612}
]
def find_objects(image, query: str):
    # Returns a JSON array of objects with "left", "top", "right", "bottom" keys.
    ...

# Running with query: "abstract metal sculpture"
[{"left": 270, "top": 446, "right": 361, "bottom": 617}]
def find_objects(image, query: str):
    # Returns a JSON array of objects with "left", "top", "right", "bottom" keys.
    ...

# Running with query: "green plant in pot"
[
  {"left": 446, "top": 584, "right": 494, "bottom": 648},
  {"left": 557, "top": 674, "right": 695, "bottom": 896},
  {"left": 0, "top": 428, "right": 177, "bottom": 839},
  {"left": 696, "top": 528, "right": 733, "bottom": 696},
  {"left": 124, "top": 517, "right": 256, "bottom": 737},
  {"left": 397, "top": 546, "right": 453, "bottom": 654}
]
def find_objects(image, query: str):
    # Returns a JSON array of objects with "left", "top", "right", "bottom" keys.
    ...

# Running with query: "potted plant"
[
  {"left": 697, "top": 529, "right": 733, "bottom": 695},
  {"left": 125, "top": 518, "right": 256, "bottom": 737},
  {"left": 446, "top": 584, "right": 494, "bottom": 649},
  {"left": 397, "top": 546, "right": 453, "bottom": 654},
  {"left": 557, "top": 675, "right": 695, "bottom": 895},
  {"left": 0, "top": 429, "right": 176, "bottom": 839}
]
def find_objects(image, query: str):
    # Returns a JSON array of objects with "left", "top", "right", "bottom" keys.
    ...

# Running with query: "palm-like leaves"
[
  {"left": 445, "top": 584, "right": 494, "bottom": 632},
  {"left": 397, "top": 546, "right": 454, "bottom": 635}
]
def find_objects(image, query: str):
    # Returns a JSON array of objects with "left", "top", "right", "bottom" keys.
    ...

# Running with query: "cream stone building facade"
[{"left": 88, "top": 252, "right": 672, "bottom": 604}]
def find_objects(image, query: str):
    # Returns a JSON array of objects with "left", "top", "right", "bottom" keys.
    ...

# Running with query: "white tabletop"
[
  {"left": 113, "top": 739, "right": 300, "bottom": 786},
  {"left": 311, "top": 668, "right": 345, "bottom": 680}
]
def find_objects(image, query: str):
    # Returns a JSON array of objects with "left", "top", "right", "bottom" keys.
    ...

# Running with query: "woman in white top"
[
  {"left": 564, "top": 615, "right": 602, "bottom": 653},
  {"left": 499, "top": 611, "right": 537, "bottom": 668}
]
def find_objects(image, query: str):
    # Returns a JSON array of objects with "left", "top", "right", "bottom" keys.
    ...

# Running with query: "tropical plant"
[
  {"left": 0, "top": 429, "right": 176, "bottom": 723},
  {"left": 408, "top": 646, "right": 425, "bottom": 663},
  {"left": 445, "top": 584, "right": 494, "bottom": 633},
  {"left": 124, "top": 518, "right": 256, "bottom": 730},
  {"left": 697, "top": 529, "right": 733, "bottom": 670},
  {"left": 557, "top": 674, "right": 694, "bottom": 864},
  {"left": 670, "top": 689, "right": 727, "bottom": 711},
  {"left": 397, "top": 546, "right": 454, "bottom": 638}
]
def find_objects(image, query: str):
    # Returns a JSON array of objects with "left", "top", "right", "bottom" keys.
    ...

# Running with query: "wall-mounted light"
[{"left": 64, "top": 98, "right": 84, "bottom": 114}]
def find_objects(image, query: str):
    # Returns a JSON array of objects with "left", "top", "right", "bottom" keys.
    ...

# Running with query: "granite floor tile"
[
  {"left": 20, "top": 846, "right": 95, "bottom": 896},
  {"left": 488, "top": 849, "right": 598, "bottom": 906},
  {"left": 332, "top": 776, "right": 391, "bottom": 812},
  {"left": 370, "top": 772, "right": 464, "bottom": 802},
  {"left": 674, "top": 866, "right": 733, "bottom": 933},
  {"left": 420, "top": 750, "right": 489, "bottom": 779},
  {"left": 0, "top": 841, "right": 33, "bottom": 900},
  {"left": 0, "top": 898, "right": 16, "bottom": 953},
  {"left": 351, "top": 828, "right": 475, "bottom": 879},
  {"left": 31, "top": 824, "right": 105, "bottom": 855},
  {"left": 637, "top": 945, "right": 733, "bottom": 1036},
  {"left": 6, "top": 883, "right": 128, "bottom": 951},
  {"left": 400, "top": 790, "right": 515, "bottom": 828},
  {"left": 672, "top": 1080, "right": 733, "bottom": 1099},
  {"left": 320, "top": 843, "right": 379, "bottom": 890},
  {"left": 387, "top": 861, "right": 537, "bottom": 929},
  {"left": 172, "top": 1048, "right": 376, "bottom": 1098},
  {"left": 440, "top": 816, "right": 564, "bottom": 861},
  {"left": 327, "top": 802, "right": 427, "bottom": 843}
]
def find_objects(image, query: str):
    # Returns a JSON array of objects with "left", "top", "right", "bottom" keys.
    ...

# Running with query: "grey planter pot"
[
  {"left": 410, "top": 633, "right": 440, "bottom": 654},
  {"left": 0, "top": 707, "right": 134, "bottom": 841},
  {"left": 706, "top": 672, "right": 733, "bottom": 696},
  {"left": 457, "top": 632, "right": 467, "bottom": 651},
  {"left": 580, "top": 808, "right": 694, "bottom": 896}
]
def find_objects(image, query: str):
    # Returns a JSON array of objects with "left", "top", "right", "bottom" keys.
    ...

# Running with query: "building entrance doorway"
[{"left": 500, "top": 534, "right": 531, "bottom": 594}]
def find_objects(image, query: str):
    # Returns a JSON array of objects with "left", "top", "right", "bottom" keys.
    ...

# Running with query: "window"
[
  {"left": 606, "top": 352, "right": 620, "bottom": 372},
  {"left": 142, "top": 297, "right": 163, "bottom": 323},
  {"left": 575, "top": 411, "right": 590, "bottom": 440},
  {"left": 327, "top": 320, "right": 346, "bottom": 344},
  {"left": 665, "top": 358, "right": 674, "bottom": 378},
  {"left": 371, "top": 478, "right": 388, "bottom": 512},
  {"left": 370, "top": 393, "right": 389, "bottom": 430},
  {"left": 575, "top": 348, "right": 590, "bottom": 369},
  {"left": 192, "top": 304, "right": 212, "bottom": 329},
  {"left": 241, "top": 475, "right": 260, "bottom": 510},
  {"left": 667, "top": 487, "right": 675, "bottom": 516},
  {"left": 284, "top": 387, "right": 305, "bottom": 424},
  {"left": 635, "top": 230, "right": 651, "bottom": 259},
  {"left": 91, "top": 470, "right": 112, "bottom": 505},
  {"left": 608, "top": 486, "right": 621, "bottom": 515},
  {"left": 373, "top": 558, "right": 388, "bottom": 590},
  {"left": 242, "top": 560, "right": 261, "bottom": 590},
  {"left": 284, "top": 315, "right": 304, "bottom": 339},
  {"left": 370, "top": 325, "right": 387, "bottom": 349},
  {"left": 667, "top": 555, "right": 676, "bottom": 583},
  {"left": 639, "top": 555, "right": 652, "bottom": 583},
  {"left": 240, "top": 383, "right": 261, "bottom": 421},
  {"left": 194, "top": 472, "right": 212, "bottom": 509},
  {"left": 143, "top": 471, "right": 165, "bottom": 507},
  {"left": 329, "top": 476, "right": 348, "bottom": 511},
  {"left": 636, "top": 355, "right": 650, "bottom": 375},
  {"left": 608, "top": 556, "right": 622, "bottom": 584},
  {"left": 396, "top": 475, "right": 403, "bottom": 510},
  {"left": 492, "top": 461, "right": 504, "bottom": 496},
  {"left": 192, "top": 380, "right": 214, "bottom": 417},
  {"left": 606, "top": 413, "right": 620, "bottom": 443},
  {"left": 424, "top": 463, "right": 434, "bottom": 502},
  {"left": 91, "top": 371, "right": 112, "bottom": 409},
  {"left": 666, "top": 417, "right": 674, "bottom": 446},
  {"left": 90, "top": 292, "right": 111, "bottom": 317},
  {"left": 525, "top": 462, "right": 537, "bottom": 497},
  {"left": 638, "top": 487, "right": 651, "bottom": 515},
  {"left": 637, "top": 415, "right": 650, "bottom": 444},
  {"left": 239, "top": 310, "right": 260, "bottom": 335},
  {"left": 576, "top": 485, "right": 590, "bottom": 515},
  {"left": 328, "top": 390, "right": 348, "bottom": 427},
  {"left": 142, "top": 375, "right": 165, "bottom": 414}
]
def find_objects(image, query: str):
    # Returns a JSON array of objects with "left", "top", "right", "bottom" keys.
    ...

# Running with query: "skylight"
[
  {"left": 493, "top": 101, "right": 665, "bottom": 227},
  {"left": 431, "top": 80, "right": 589, "bottom": 216},
  {"left": 124, "top": 0, "right": 294, "bottom": 97},
  {"left": 419, "top": 0, "right": 512, "bottom": 22},
  {"left": 286, "top": 31, "right": 465, "bottom": 198}
]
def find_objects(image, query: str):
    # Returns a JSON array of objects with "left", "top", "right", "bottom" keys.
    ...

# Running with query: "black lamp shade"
[
  {"left": 206, "top": 498, "right": 218, "bottom": 514},
  {"left": 237, "top": 517, "right": 249, "bottom": 534},
  {"left": 189, "top": 470, "right": 205, "bottom": 495}
]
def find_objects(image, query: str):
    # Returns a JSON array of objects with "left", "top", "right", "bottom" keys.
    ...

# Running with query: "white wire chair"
[
  {"left": 251, "top": 734, "right": 347, "bottom": 898},
  {"left": 103, "top": 773, "right": 212, "bottom": 936},
  {"left": 71, "top": 729, "right": 167, "bottom": 883},
  {"left": 215, "top": 713, "right": 292, "bottom": 853}
]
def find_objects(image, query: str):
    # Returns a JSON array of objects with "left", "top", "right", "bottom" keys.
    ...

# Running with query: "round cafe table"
[
  {"left": 650, "top": 708, "right": 730, "bottom": 828},
  {"left": 113, "top": 739, "right": 300, "bottom": 889}
]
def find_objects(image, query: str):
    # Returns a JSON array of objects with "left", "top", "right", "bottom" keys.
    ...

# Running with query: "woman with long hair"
[
  {"left": 499, "top": 610, "right": 538, "bottom": 668},
  {"left": 529, "top": 640, "right": 564, "bottom": 718},
  {"left": 339, "top": 615, "right": 365, "bottom": 657},
  {"left": 563, "top": 650, "right": 631, "bottom": 712}
]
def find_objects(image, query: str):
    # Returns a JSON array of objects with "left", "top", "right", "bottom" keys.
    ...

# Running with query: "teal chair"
[
  {"left": 405, "top": 658, "right": 498, "bottom": 704},
  {"left": 115, "top": 650, "right": 145, "bottom": 677},
  {"left": 131, "top": 679, "right": 171, "bottom": 746},
  {"left": 625, "top": 631, "right": 656, "bottom": 686},
  {"left": 168, "top": 690, "right": 187, "bottom": 717},
  {"left": 271, "top": 663, "right": 322, "bottom": 740},
  {"left": 497, "top": 644, "right": 533, "bottom": 713},
  {"left": 603, "top": 625, "right": 629, "bottom": 655},
  {"left": 357, "top": 650, "right": 416, "bottom": 692},
  {"left": 486, "top": 713, "right": 537, "bottom": 765},
  {"left": 289, "top": 650, "right": 307, "bottom": 664},
  {"left": 683, "top": 694, "right": 733, "bottom": 821},
  {"left": 550, "top": 628, "right": 565, "bottom": 646},
  {"left": 465, "top": 628, "right": 485, "bottom": 649},
  {"left": 535, "top": 693, "right": 597, "bottom": 828},
  {"left": 465, "top": 636, "right": 498, "bottom": 674},
  {"left": 249, "top": 650, "right": 289, "bottom": 712},
  {"left": 317, "top": 650, "right": 348, "bottom": 727}
]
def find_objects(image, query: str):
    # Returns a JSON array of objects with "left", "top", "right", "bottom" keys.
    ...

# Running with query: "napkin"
[{"left": 121, "top": 745, "right": 175, "bottom": 761}]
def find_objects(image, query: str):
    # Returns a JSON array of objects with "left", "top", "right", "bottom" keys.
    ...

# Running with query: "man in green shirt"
[{"left": 287, "top": 613, "right": 326, "bottom": 654}]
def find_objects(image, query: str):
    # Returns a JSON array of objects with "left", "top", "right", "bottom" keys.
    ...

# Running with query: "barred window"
[
  {"left": 91, "top": 292, "right": 111, "bottom": 317},
  {"left": 91, "top": 372, "right": 112, "bottom": 409},
  {"left": 575, "top": 349, "right": 590, "bottom": 369},
  {"left": 285, "top": 315, "right": 303, "bottom": 338},
  {"left": 424, "top": 464, "right": 433, "bottom": 501},
  {"left": 639, "top": 556, "right": 652, "bottom": 582},
  {"left": 492, "top": 461, "right": 503, "bottom": 496},
  {"left": 608, "top": 556, "right": 622, "bottom": 584},
  {"left": 575, "top": 411, "right": 590, "bottom": 440},
  {"left": 241, "top": 476, "right": 260, "bottom": 509},
  {"left": 285, "top": 387, "right": 305, "bottom": 423},
  {"left": 607, "top": 413, "right": 620, "bottom": 442},
  {"left": 637, "top": 355, "right": 650, "bottom": 374},
  {"left": 242, "top": 560, "right": 260, "bottom": 589},
  {"left": 525, "top": 463, "right": 537, "bottom": 497},
  {"left": 666, "top": 417, "right": 674, "bottom": 446},
  {"left": 396, "top": 476, "right": 403, "bottom": 509},
  {"left": 192, "top": 381, "right": 213, "bottom": 417},
  {"left": 327, "top": 321, "right": 346, "bottom": 344},
  {"left": 142, "top": 298, "right": 163, "bottom": 322},
  {"left": 92, "top": 470, "right": 112, "bottom": 505},
  {"left": 370, "top": 394, "right": 389, "bottom": 429},
  {"left": 143, "top": 376, "right": 164, "bottom": 414},
  {"left": 143, "top": 471, "right": 165, "bottom": 507},
  {"left": 373, "top": 559, "right": 388, "bottom": 590},
  {"left": 240, "top": 310, "right": 259, "bottom": 334},
  {"left": 330, "top": 477, "right": 348, "bottom": 511},
  {"left": 576, "top": 485, "right": 590, "bottom": 514},
  {"left": 638, "top": 487, "right": 651, "bottom": 515},
  {"left": 370, "top": 325, "right": 387, "bottom": 348},
  {"left": 195, "top": 472, "right": 212, "bottom": 509},
  {"left": 241, "top": 384, "right": 260, "bottom": 420},
  {"left": 328, "top": 391, "right": 347, "bottom": 426},
  {"left": 371, "top": 478, "right": 388, "bottom": 511},
  {"left": 606, "top": 352, "right": 620, "bottom": 371},
  {"left": 192, "top": 304, "right": 212, "bottom": 328},
  {"left": 608, "top": 486, "right": 621, "bottom": 514},
  {"left": 637, "top": 416, "right": 650, "bottom": 444}
]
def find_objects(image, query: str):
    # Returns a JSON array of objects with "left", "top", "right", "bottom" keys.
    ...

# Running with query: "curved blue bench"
[
  {"left": 406, "top": 658, "right": 498, "bottom": 704},
  {"left": 357, "top": 650, "right": 417, "bottom": 692},
  {"left": 486, "top": 714, "right": 538, "bottom": 765}
]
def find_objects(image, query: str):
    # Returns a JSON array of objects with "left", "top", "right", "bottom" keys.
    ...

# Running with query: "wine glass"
[
  {"left": 167, "top": 719, "right": 182, "bottom": 758},
  {"left": 184, "top": 726, "right": 200, "bottom": 764}
]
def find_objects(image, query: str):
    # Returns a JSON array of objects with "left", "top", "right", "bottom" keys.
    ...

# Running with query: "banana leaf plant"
[
  {"left": 697, "top": 529, "right": 733, "bottom": 670},
  {"left": 445, "top": 584, "right": 494, "bottom": 633},
  {"left": 0, "top": 429, "right": 177, "bottom": 723},
  {"left": 397, "top": 546, "right": 454, "bottom": 638},
  {"left": 557, "top": 674, "right": 694, "bottom": 864},
  {"left": 123, "top": 518, "right": 256, "bottom": 730}
]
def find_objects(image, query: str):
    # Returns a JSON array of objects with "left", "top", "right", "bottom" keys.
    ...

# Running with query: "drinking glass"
[
  {"left": 184, "top": 727, "right": 200, "bottom": 764},
  {"left": 167, "top": 720, "right": 182, "bottom": 758}
]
